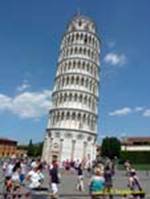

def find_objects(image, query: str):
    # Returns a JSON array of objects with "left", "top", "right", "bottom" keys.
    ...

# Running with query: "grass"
[{"left": 117, "top": 164, "right": 150, "bottom": 171}]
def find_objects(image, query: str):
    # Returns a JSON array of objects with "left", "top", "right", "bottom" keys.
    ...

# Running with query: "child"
[{"left": 89, "top": 167, "right": 105, "bottom": 198}]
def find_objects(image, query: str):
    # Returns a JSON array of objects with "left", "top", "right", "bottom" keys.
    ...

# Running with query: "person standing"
[
  {"left": 76, "top": 163, "right": 84, "bottom": 192},
  {"left": 26, "top": 165, "right": 44, "bottom": 190},
  {"left": 89, "top": 167, "right": 105, "bottom": 199},
  {"left": 20, "top": 159, "right": 28, "bottom": 184},
  {"left": 49, "top": 162, "right": 60, "bottom": 199},
  {"left": 124, "top": 160, "right": 131, "bottom": 176},
  {"left": 104, "top": 165, "right": 113, "bottom": 198},
  {"left": 11, "top": 162, "right": 21, "bottom": 191},
  {"left": 5, "top": 160, "right": 14, "bottom": 178}
]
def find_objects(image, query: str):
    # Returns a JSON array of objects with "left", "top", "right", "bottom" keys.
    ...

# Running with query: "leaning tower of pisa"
[{"left": 42, "top": 15, "right": 100, "bottom": 163}]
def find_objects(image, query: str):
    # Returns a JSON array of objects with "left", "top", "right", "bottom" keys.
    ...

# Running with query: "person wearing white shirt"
[{"left": 26, "top": 165, "right": 44, "bottom": 190}]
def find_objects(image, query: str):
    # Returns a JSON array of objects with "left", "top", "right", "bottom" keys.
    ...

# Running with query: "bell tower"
[{"left": 42, "top": 15, "right": 100, "bottom": 163}]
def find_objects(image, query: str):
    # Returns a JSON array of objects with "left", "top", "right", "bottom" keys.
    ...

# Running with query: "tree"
[
  {"left": 101, "top": 137, "right": 121, "bottom": 159},
  {"left": 27, "top": 139, "right": 34, "bottom": 157},
  {"left": 34, "top": 142, "right": 43, "bottom": 157},
  {"left": 27, "top": 140, "right": 43, "bottom": 157}
]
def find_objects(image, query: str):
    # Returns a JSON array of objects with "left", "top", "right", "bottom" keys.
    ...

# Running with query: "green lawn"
[{"left": 118, "top": 164, "right": 150, "bottom": 171}]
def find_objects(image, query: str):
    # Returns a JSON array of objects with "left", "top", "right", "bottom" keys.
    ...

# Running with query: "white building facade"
[{"left": 42, "top": 15, "right": 100, "bottom": 163}]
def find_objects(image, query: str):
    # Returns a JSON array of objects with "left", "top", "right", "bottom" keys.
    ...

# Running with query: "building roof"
[
  {"left": 122, "top": 136, "right": 150, "bottom": 145},
  {"left": 0, "top": 137, "right": 17, "bottom": 144}
]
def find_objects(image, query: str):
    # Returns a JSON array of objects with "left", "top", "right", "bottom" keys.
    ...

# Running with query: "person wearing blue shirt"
[{"left": 89, "top": 167, "right": 105, "bottom": 197}]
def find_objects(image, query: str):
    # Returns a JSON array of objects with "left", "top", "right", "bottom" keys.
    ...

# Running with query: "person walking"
[
  {"left": 128, "top": 169, "right": 144, "bottom": 198},
  {"left": 89, "top": 167, "right": 105, "bottom": 199},
  {"left": 104, "top": 165, "right": 113, "bottom": 199},
  {"left": 49, "top": 162, "right": 60, "bottom": 199}
]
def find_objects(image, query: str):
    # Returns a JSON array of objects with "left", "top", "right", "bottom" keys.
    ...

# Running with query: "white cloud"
[
  {"left": 135, "top": 106, "right": 144, "bottom": 112},
  {"left": 0, "top": 90, "right": 51, "bottom": 119},
  {"left": 109, "top": 107, "right": 132, "bottom": 116},
  {"left": 17, "top": 81, "right": 30, "bottom": 92},
  {"left": 109, "top": 106, "right": 150, "bottom": 117},
  {"left": 143, "top": 109, "right": 150, "bottom": 117},
  {"left": 0, "top": 94, "right": 12, "bottom": 110},
  {"left": 104, "top": 52, "right": 126, "bottom": 66}
]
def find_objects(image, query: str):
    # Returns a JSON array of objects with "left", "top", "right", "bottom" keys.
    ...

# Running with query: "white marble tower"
[{"left": 42, "top": 15, "right": 100, "bottom": 163}]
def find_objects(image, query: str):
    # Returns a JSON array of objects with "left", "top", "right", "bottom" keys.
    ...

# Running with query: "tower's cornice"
[
  {"left": 57, "top": 56, "right": 100, "bottom": 69},
  {"left": 52, "top": 88, "right": 99, "bottom": 100},
  {"left": 62, "top": 29, "right": 101, "bottom": 45},
  {"left": 46, "top": 127, "right": 97, "bottom": 136},
  {"left": 60, "top": 43, "right": 100, "bottom": 54},
  {"left": 55, "top": 71, "right": 99, "bottom": 83},
  {"left": 49, "top": 107, "right": 98, "bottom": 118}
]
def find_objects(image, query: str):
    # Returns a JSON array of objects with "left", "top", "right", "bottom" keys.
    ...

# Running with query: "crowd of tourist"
[
  {"left": 0, "top": 156, "right": 144, "bottom": 199},
  {"left": 2, "top": 157, "right": 45, "bottom": 193}
]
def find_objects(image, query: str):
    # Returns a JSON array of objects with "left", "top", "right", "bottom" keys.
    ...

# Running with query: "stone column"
[
  {"left": 83, "top": 141, "right": 87, "bottom": 161},
  {"left": 92, "top": 143, "right": 96, "bottom": 161},
  {"left": 42, "top": 135, "right": 48, "bottom": 162},
  {"left": 71, "top": 140, "right": 76, "bottom": 161},
  {"left": 59, "top": 138, "right": 64, "bottom": 163},
  {"left": 48, "top": 137, "right": 53, "bottom": 163}
]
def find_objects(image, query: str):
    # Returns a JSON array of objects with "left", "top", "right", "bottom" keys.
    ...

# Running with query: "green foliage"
[
  {"left": 27, "top": 139, "right": 34, "bottom": 157},
  {"left": 101, "top": 137, "right": 121, "bottom": 159},
  {"left": 120, "top": 151, "right": 150, "bottom": 164},
  {"left": 27, "top": 139, "right": 43, "bottom": 157},
  {"left": 17, "top": 145, "right": 28, "bottom": 150},
  {"left": 34, "top": 142, "right": 43, "bottom": 157},
  {"left": 118, "top": 164, "right": 150, "bottom": 171}
]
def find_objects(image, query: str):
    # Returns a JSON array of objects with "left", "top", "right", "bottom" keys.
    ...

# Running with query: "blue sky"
[{"left": 0, "top": 0, "right": 150, "bottom": 144}]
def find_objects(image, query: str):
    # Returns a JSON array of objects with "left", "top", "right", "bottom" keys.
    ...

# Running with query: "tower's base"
[{"left": 42, "top": 129, "right": 97, "bottom": 164}]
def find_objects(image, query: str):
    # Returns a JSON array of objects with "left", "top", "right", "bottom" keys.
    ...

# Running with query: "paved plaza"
[
  {"left": 57, "top": 169, "right": 150, "bottom": 198},
  {"left": 0, "top": 168, "right": 150, "bottom": 198}
]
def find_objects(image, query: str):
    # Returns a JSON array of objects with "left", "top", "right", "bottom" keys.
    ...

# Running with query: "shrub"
[{"left": 120, "top": 151, "right": 150, "bottom": 164}]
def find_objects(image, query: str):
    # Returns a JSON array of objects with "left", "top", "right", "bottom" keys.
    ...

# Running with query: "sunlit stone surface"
[{"left": 42, "top": 15, "right": 100, "bottom": 163}]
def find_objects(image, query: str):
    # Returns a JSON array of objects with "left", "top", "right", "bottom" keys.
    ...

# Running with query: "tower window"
[
  {"left": 66, "top": 77, "right": 69, "bottom": 84},
  {"left": 82, "top": 62, "right": 85, "bottom": 69},
  {"left": 78, "top": 113, "right": 81, "bottom": 120},
  {"left": 76, "top": 33, "right": 79, "bottom": 40},
  {"left": 84, "top": 35, "right": 88, "bottom": 44},
  {"left": 66, "top": 112, "right": 70, "bottom": 120},
  {"left": 73, "top": 61, "right": 76, "bottom": 68},
  {"left": 74, "top": 94, "right": 77, "bottom": 101},
  {"left": 71, "top": 76, "right": 74, "bottom": 84},
  {"left": 61, "top": 112, "right": 64, "bottom": 120},
  {"left": 81, "top": 77, "right": 84, "bottom": 86},
  {"left": 72, "top": 112, "right": 76, "bottom": 120},
  {"left": 69, "top": 93, "right": 72, "bottom": 101},
  {"left": 79, "top": 94, "right": 83, "bottom": 102},
  {"left": 83, "top": 114, "right": 86, "bottom": 122},
  {"left": 79, "top": 20, "right": 82, "bottom": 26},
  {"left": 64, "top": 94, "right": 67, "bottom": 102},
  {"left": 76, "top": 77, "right": 79, "bottom": 84}
]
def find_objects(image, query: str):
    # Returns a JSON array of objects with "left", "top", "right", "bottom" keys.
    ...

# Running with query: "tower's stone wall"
[{"left": 42, "top": 15, "right": 100, "bottom": 163}]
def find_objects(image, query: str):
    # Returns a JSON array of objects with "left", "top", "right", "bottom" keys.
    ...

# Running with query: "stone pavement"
[
  {"left": 0, "top": 168, "right": 150, "bottom": 198},
  {"left": 43, "top": 169, "right": 150, "bottom": 198}
]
